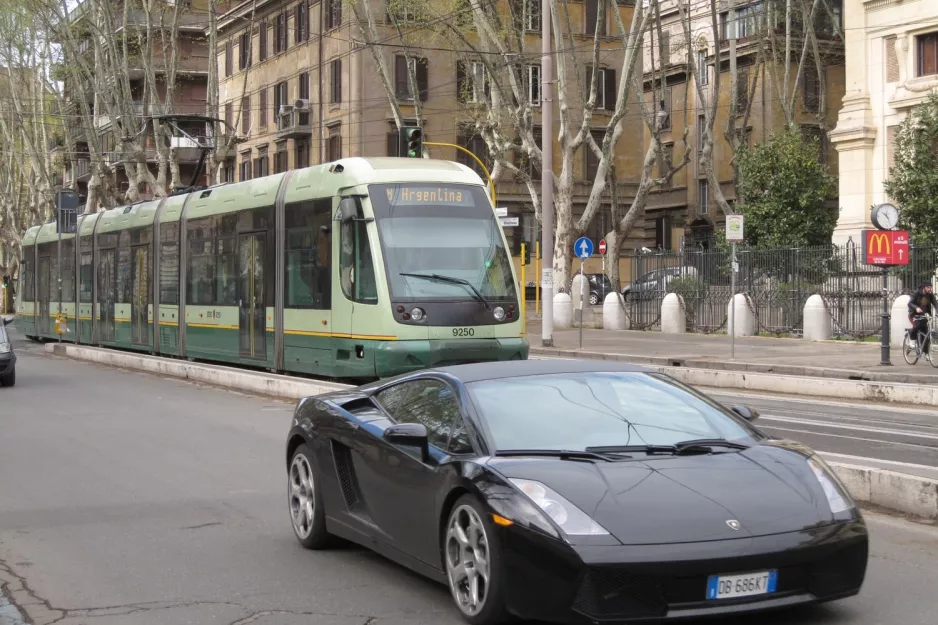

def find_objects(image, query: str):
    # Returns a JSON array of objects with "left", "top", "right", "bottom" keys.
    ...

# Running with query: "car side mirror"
[
  {"left": 384, "top": 423, "right": 431, "bottom": 463},
  {"left": 731, "top": 405, "right": 760, "bottom": 422},
  {"left": 339, "top": 197, "right": 358, "bottom": 223},
  {"left": 1, "top": 316, "right": 11, "bottom": 326}
]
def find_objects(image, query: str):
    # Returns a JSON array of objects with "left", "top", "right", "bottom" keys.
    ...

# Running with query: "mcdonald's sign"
[{"left": 862, "top": 230, "right": 909, "bottom": 266}]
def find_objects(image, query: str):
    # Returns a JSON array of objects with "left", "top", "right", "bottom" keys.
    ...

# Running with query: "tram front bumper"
[{"left": 373, "top": 337, "right": 529, "bottom": 377}]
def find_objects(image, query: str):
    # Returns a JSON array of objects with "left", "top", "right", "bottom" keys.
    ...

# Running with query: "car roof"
[{"left": 423, "top": 359, "right": 650, "bottom": 384}]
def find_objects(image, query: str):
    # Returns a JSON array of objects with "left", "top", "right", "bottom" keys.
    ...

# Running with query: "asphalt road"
[{"left": 2, "top": 330, "right": 938, "bottom": 625}]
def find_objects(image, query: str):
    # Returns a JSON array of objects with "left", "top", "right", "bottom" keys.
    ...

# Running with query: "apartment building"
[
  {"left": 830, "top": 0, "right": 938, "bottom": 244},
  {"left": 640, "top": 0, "right": 845, "bottom": 251},
  {"left": 56, "top": 1, "right": 212, "bottom": 203},
  {"left": 214, "top": 0, "right": 646, "bottom": 256}
]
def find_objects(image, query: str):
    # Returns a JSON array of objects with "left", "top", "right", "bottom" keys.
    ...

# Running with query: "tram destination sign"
[{"left": 385, "top": 185, "right": 474, "bottom": 206}]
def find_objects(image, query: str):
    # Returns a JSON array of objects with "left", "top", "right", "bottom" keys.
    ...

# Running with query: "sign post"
[
  {"left": 725, "top": 215, "right": 745, "bottom": 359},
  {"left": 574, "top": 237, "right": 594, "bottom": 348},
  {"left": 599, "top": 238, "right": 607, "bottom": 283},
  {"left": 862, "top": 229, "right": 910, "bottom": 366}
]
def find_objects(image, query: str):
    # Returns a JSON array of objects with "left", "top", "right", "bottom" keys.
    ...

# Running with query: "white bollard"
[
  {"left": 891, "top": 295, "right": 912, "bottom": 347},
  {"left": 727, "top": 293, "right": 757, "bottom": 337},
  {"left": 802, "top": 294, "right": 832, "bottom": 341},
  {"left": 553, "top": 292, "right": 573, "bottom": 329},
  {"left": 602, "top": 292, "right": 629, "bottom": 330},
  {"left": 661, "top": 293, "right": 686, "bottom": 334}
]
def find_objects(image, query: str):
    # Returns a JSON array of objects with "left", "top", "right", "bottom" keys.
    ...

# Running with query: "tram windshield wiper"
[{"left": 399, "top": 273, "right": 492, "bottom": 310}]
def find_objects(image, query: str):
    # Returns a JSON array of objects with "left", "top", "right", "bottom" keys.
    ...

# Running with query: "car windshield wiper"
[
  {"left": 586, "top": 444, "right": 678, "bottom": 455},
  {"left": 586, "top": 439, "right": 750, "bottom": 456},
  {"left": 674, "top": 439, "right": 750, "bottom": 451},
  {"left": 399, "top": 272, "right": 491, "bottom": 310},
  {"left": 494, "top": 449, "right": 625, "bottom": 462}
]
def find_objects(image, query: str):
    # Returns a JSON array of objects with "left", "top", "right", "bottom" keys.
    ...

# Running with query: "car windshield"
[
  {"left": 368, "top": 183, "right": 517, "bottom": 301},
  {"left": 466, "top": 372, "right": 761, "bottom": 452}
]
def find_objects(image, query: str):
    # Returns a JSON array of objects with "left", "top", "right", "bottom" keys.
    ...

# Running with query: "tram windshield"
[{"left": 369, "top": 183, "right": 517, "bottom": 301}]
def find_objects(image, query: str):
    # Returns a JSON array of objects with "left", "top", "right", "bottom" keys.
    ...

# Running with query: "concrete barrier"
[
  {"left": 803, "top": 294, "right": 832, "bottom": 341},
  {"left": 661, "top": 293, "right": 685, "bottom": 334},
  {"left": 830, "top": 462, "right": 937, "bottom": 520},
  {"left": 553, "top": 293, "right": 573, "bottom": 329},
  {"left": 603, "top": 292, "right": 629, "bottom": 330},
  {"left": 727, "top": 293, "right": 756, "bottom": 337}
]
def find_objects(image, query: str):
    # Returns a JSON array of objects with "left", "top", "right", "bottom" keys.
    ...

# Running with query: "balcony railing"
[{"left": 277, "top": 108, "right": 312, "bottom": 140}]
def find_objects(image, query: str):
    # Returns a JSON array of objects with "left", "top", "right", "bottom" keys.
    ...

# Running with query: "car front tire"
[
  {"left": 0, "top": 367, "right": 14, "bottom": 387},
  {"left": 288, "top": 443, "right": 335, "bottom": 549},
  {"left": 444, "top": 494, "right": 509, "bottom": 625}
]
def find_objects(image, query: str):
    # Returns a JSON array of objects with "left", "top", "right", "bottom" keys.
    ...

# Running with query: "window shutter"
[
  {"left": 387, "top": 128, "right": 399, "bottom": 156},
  {"left": 585, "top": 0, "right": 598, "bottom": 35},
  {"left": 225, "top": 41, "right": 232, "bottom": 76},
  {"left": 604, "top": 68, "right": 616, "bottom": 110},
  {"left": 259, "top": 89, "right": 267, "bottom": 127},
  {"left": 417, "top": 58, "right": 429, "bottom": 101},
  {"left": 395, "top": 56, "right": 409, "bottom": 99},
  {"left": 259, "top": 19, "right": 267, "bottom": 61},
  {"left": 585, "top": 64, "right": 593, "bottom": 100},
  {"left": 456, "top": 61, "right": 466, "bottom": 103}
]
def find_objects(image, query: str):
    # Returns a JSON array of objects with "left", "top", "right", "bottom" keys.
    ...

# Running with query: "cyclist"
[{"left": 907, "top": 281, "right": 937, "bottom": 354}]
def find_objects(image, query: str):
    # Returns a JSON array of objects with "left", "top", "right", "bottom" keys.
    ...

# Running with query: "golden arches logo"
[{"left": 868, "top": 232, "right": 891, "bottom": 255}]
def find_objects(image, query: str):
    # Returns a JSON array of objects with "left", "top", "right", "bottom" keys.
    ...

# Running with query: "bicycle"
[{"left": 902, "top": 313, "right": 938, "bottom": 366}]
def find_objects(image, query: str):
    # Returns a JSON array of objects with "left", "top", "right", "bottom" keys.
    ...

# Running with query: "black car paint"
[
  {"left": 0, "top": 321, "right": 15, "bottom": 378},
  {"left": 286, "top": 361, "right": 867, "bottom": 623}
]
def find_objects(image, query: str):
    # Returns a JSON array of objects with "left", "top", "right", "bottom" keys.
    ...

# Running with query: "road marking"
[
  {"left": 818, "top": 452, "right": 938, "bottom": 472},
  {"left": 703, "top": 388, "right": 938, "bottom": 416},
  {"left": 763, "top": 425, "right": 938, "bottom": 451},
  {"left": 761, "top": 414, "right": 938, "bottom": 441}
]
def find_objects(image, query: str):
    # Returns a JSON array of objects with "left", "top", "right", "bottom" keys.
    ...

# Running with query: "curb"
[
  {"left": 46, "top": 343, "right": 938, "bottom": 520},
  {"left": 531, "top": 346, "right": 938, "bottom": 397}
]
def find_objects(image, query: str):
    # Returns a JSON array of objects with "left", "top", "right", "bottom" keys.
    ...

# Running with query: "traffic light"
[
  {"left": 400, "top": 126, "right": 423, "bottom": 158},
  {"left": 1, "top": 275, "right": 8, "bottom": 289}
]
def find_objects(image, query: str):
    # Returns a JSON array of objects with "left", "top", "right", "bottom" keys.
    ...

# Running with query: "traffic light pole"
[
  {"left": 424, "top": 142, "right": 496, "bottom": 206},
  {"left": 540, "top": 0, "right": 554, "bottom": 347}
]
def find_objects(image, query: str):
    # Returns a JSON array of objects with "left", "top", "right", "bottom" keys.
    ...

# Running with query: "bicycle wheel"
[
  {"left": 903, "top": 332, "right": 919, "bottom": 365},
  {"left": 928, "top": 334, "right": 938, "bottom": 368}
]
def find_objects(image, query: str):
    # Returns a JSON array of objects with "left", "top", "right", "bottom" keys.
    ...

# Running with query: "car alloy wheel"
[
  {"left": 445, "top": 504, "right": 491, "bottom": 617},
  {"left": 589, "top": 293, "right": 599, "bottom": 305},
  {"left": 289, "top": 453, "right": 316, "bottom": 541}
]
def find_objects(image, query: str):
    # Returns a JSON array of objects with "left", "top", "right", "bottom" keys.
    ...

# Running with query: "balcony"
[
  {"left": 277, "top": 108, "right": 312, "bottom": 140},
  {"left": 170, "top": 136, "right": 213, "bottom": 163},
  {"left": 67, "top": 158, "right": 91, "bottom": 183}
]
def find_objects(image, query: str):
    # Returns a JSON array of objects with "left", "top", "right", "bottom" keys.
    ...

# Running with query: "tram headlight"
[
  {"left": 493, "top": 306, "right": 506, "bottom": 321},
  {"left": 410, "top": 307, "right": 425, "bottom": 322}
]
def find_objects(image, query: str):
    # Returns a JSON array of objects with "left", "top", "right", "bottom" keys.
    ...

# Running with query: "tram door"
[
  {"left": 97, "top": 249, "right": 116, "bottom": 342},
  {"left": 238, "top": 232, "right": 266, "bottom": 359},
  {"left": 131, "top": 245, "right": 150, "bottom": 345},
  {"left": 38, "top": 256, "right": 51, "bottom": 334}
]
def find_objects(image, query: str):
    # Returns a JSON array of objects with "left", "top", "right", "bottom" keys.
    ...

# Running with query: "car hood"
[{"left": 487, "top": 444, "right": 835, "bottom": 545}]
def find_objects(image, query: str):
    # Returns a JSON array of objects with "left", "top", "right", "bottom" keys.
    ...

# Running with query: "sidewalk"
[{"left": 525, "top": 319, "right": 938, "bottom": 385}]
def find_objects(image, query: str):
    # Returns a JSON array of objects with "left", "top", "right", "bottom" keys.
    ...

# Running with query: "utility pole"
[
  {"left": 540, "top": 0, "right": 554, "bottom": 347},
  {"left": 729, "top": 0, "right": 738, "bottom": 140}
]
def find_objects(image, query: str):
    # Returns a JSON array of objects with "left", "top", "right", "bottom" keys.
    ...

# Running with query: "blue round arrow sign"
[{"left": 574, "top": 237, "right": 594, "bottom": 259}]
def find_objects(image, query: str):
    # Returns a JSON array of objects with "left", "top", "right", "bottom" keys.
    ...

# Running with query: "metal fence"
[{"left": 607, "top": 239, "right": 938, "bottom": 339}]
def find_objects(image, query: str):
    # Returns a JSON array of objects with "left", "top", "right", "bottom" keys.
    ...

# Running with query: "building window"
[
  {"left": 326, "top": 0, "right": 341, "bottom": 30},
  {"left": 658, "top": 29, "right": 670, "bottom": 66},
  {"left": 330, "top": 59, "right": 342, "bottom": 103},
  {"left": 298, "top": 72, "right": 310, "bottom": 124},
  {"left": 395, "top": 56, "right": 429, "bottom": 101},
  {"left": 238, "top": 30, "right": 251, "bottom": 70},
  {"left": 456, "top": 61, "right": 488, "bottom": 103},
  {"left": 698, "top": 114, "right": 706, "bottom": 153},
  {"left": 259, "top": 89, "right": 267, "bottom": 129},
  {"left": 295, "top": 138, "right": 310, "bottom": 168},
  {"left": 698, "top": 179, "right": 709, "bottom": 215},
  {"left": 584, "top": 129, "right": 604, "bottom": 181},
  {"left": 274, "top": 81, "right": 288, "bottom": 118},
  {"left": 525, "top": 126, "right": 542, "bottom": 179},
  {"left": 387, "top": 0, "right": 417, "bottom": 22},
  {"left": 259, "top": 18, "right": 268, "bottom": 61},
  {"left": 524, "top": 0, "right": 541, "bottom": 32},
  {"left": 240, "top": 152, "right": 252, "bottom": 181},
  {"left": 387, "top": 124, "right": 400, "bottom": 156},
  {"left": 225, "top": 40, "right": 232, "bottom": 77},
  {"left": 241, "top": 96, "right": 251, "bottom": 134},
  {"left": 917, "top": 32, "right": 938, "bottom": 78},
  {"left": 275, "top": 143, "right": 288, "bottom": 173},
  {"left": 295, "top": 2, "right": 308, "bottom": 43},
  {"left": 585, "top": 0, "right": 604, "bottom": 36},
  {"left": 697, "top": 49, "right": 708, "bottom": 85},
  {"left": 585, "top": 65, "right": 615, "bottom": 110},
  {"left": 658, "top": 142, "right": 673, "bottom": 189},
  {"left": 659, "top": 86, "right": 672, "bottom": 130},
  {"left": 803, "top": 67, "right": 820, "bottom": 113},
  {"left": 801, "top": 124, "right": 827, "bottom": 165},
  {"left": 736, "top": 67, "right": 749, "bottom": 111},
  {"left": 223, "top": 160, "right": 234, "bottom": 183},
  {"left": 655, "top": 215, "right": 671, "bottom": 251},
  {"left": 456, "top": 128, "right": 490, "bottom": 179},
  {"left": 327, "top": 124, "right": 342, "bottom": 161},
  {"left": 254, "top": 146, "right": 269, "bottom": 178},
  {"left": 274, "top": 12, "right": 287, "bottom": 54},
  {"left": 527, "top": 65, "right": 540, "bottom": 106}
]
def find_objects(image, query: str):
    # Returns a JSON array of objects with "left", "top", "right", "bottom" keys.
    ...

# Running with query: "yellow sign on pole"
[{"left": 520, "top": 243, "right": 526, "bottom": 337}]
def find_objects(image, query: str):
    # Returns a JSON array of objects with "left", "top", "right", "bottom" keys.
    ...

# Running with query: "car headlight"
[
  {"left": 0, "top": 342, "right": 10, "bottom": 354},
  {"left": 807, "top": 456, "right": 853, "bottom": 514},
  {"left": 510, "top": 478, "right": 610, "bottom": 537}
]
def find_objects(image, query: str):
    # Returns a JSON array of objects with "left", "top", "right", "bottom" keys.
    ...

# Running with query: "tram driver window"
[{"left": 339, "top": 198, "right": 378, "bottom": 304}]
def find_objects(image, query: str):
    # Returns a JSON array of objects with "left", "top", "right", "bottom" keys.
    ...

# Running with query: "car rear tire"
[
  {"left": 288, "top": 443, "right": 335, "bottom": 550},
  {"left": 0, "top": 367, "right": 14, "bottom": 387},
  {"left": 589, "top": 293, "right": 599, "bottom": 305},
  {"left": 443, "top": 494, "right": 509, "bottom": 625}
]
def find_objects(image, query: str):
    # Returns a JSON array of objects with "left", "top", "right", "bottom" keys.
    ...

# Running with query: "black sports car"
[{"left": 285, "top": 360, "right": 867, "bottom": 624}]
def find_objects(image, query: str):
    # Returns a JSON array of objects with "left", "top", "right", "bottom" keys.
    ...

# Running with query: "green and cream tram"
[{"left": 17, "top": 157, "right": 528, "bottom": 380}]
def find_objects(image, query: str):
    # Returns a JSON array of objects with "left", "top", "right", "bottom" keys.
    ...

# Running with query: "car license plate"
[{"left": 706, "top": 570, "right": 777, "bottom": 600}]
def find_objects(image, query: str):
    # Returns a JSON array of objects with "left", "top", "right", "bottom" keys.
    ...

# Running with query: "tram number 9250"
[{"left": 452, "top": 327, "right": 475, "bottom": 337}]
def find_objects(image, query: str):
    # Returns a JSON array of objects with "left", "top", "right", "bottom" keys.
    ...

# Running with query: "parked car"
[
  {"left": 622, "top": 266, "right": 699, "bottom": 300},
  {"left": 583, "top": 273, "right": 614, "bottom": 305},
  {"left": 0, "top": 316, "right": 16, "bottom": 387},
  {"left": 285, "top": 359, "right": 867, "bottom": 625}
]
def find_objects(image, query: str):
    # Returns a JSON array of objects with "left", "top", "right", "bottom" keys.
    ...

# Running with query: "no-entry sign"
[{"left": 599, "top": 239, "right": 607, "bottom": 255}]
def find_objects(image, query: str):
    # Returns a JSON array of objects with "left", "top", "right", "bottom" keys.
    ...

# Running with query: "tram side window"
[
  {"left": 187, "top": 239, "right": 215, "bottom": 305},
  {"left": 80, "top": 252, "right": 93, "bottom": 303},
  {"left": 21, "top": 258, "right": 34, "bottom": 301},
  {"left": 61, "top": 239, "right": 75, "bottom": 302},
  {"left": 339, "top": 198, "right": 378, "bottom": 304},
  {"left": 285, "top": 198, "right": 332, "bottom": 309},
  {"left": 159, "top": 223, "right": 179, "bottom": 306},
  {"left": 117, "top": 232, "right": 132, "bottom": 303}
]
